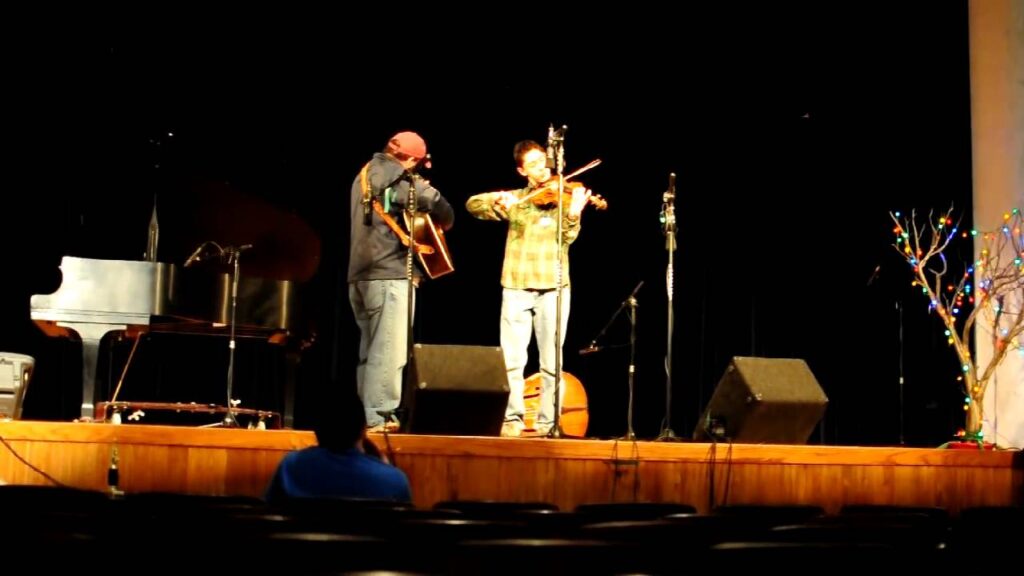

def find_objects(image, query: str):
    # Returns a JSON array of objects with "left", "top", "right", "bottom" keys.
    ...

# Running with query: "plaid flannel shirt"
[{"left": 466, "top": 187, "right": 581, "bottom": 289}]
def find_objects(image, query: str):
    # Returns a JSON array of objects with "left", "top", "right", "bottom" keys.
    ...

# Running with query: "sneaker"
[
  {"left": 521, "top": 425, "right": 553, "bottom": 438},
  {"left": 500, "top": 421, "right": 523, "bottom": 437}
]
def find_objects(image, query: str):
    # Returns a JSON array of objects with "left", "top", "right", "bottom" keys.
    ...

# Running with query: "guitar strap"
[{"left": 360, "top": 162, "right": 433, "bottom": 255}]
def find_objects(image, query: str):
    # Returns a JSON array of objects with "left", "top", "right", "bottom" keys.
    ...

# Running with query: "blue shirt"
[{"left": 265, "top": 446, "right": 412, "bottom": 503}]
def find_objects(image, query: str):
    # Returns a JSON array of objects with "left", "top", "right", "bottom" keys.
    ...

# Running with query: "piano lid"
[
  {"left": 30, "top": 179, "right": 320, "bottom": 336},
  {"left": 29, "top": 257, "right": 172, "bottom": 326},
  {"left": 29, "top": 256, "right": 303, "bottom": 334}
]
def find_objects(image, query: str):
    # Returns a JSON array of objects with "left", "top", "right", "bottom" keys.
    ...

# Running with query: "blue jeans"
[
  {"left": 349, "top": 279, "right": 414, "bottom": 427},
  {"left": 500, "top": 287, "right": 570, "bottom": 430}
]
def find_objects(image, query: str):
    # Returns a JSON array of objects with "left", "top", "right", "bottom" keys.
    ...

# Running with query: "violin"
[
  {"left": 530, "top": 178, "right": 608, "bottom": 211},
  {"left": 521, "top": 158, "right": 608, "bottom": 211}
]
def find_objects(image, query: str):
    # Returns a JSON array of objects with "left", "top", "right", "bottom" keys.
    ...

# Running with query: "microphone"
[
  {"left": 546, "top": 124, "right": 567, "bottom": 169},
  {"left": 222, "top": 244, "right": 253, "bottom": 264},
  {"left": 222, "top": 244, "right": 253, "bottom": 254},
  {"left": 628, "top": 280, "right": 645, "bottom": 300},
  {"left": 184, "top": 244, "right": 207, "bottom": 267},
  {"left": 546, "top": 124, "right": 556, "bottom": 169},
  {"left": 661, "top": 173, "right": 677, "bottom": 251},
  {"left": 579, "top": 344, "right": 601, "bottom": 356},
  {"left": 866, "top": 265, "right": 881, "bottom": 286}
]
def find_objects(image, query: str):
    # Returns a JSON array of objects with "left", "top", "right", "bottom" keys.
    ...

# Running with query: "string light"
[{"left": 891, "top": 207, "right": 1022, "bottom": 444}]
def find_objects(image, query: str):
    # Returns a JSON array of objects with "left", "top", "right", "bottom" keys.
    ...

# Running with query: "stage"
[{"left": 0, "top": 420, "right": 1020, "bottom": 514}]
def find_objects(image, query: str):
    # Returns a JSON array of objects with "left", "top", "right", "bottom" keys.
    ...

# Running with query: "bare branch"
[{"left": 889, "top": 206, "right": 1024, "bottom": 435}]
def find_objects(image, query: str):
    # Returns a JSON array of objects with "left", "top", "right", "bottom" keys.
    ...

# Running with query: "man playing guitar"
[{"left": 349, "top": 131, "right": 455, "bottom": 432}]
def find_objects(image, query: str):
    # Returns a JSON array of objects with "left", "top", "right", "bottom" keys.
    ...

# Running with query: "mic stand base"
[{"left": 655, "top": 428, "right": 684, "bottom": 442}]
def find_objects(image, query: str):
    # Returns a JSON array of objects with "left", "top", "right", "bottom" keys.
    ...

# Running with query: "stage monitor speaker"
[
  {"left": 694, "top": 356, "right": 828, "bottom": 444},
  {"left": 403, "top": 344, "right": 509, "bottom": 436},
  {"left": 0, "top": 352, "right": 34, "bottom": 420}
]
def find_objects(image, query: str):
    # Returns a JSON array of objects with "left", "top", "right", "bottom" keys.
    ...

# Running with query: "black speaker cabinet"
[
  {"left": 693, "top": 356, "right": 828, "bottom": 444},
  {"left": 403, "top": 344, "right": 510, "bottom": 436}
]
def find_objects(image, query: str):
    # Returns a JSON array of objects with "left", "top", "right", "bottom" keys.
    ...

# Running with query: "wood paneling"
[
  {"left": 1, "top": 421, "right": 1019, "bottom": 515},
  {"left": 0, "top": 421, "right": 312, "bottom": 494}
]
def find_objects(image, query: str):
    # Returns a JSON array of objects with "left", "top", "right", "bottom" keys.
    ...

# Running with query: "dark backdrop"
[{"left": 1, "top": 4, "right": 973, "bottom": 446}]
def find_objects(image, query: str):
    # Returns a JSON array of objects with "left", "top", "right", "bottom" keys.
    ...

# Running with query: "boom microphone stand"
[{"left": 579, "top": 281, "right": 644, "bottom": 440}]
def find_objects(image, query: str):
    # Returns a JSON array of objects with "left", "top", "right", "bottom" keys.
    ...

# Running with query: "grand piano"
[{"left": 29, "top": 182, "right": 321, "bottom": 427}]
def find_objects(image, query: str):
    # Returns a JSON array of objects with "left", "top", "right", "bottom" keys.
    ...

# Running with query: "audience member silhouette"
[{"left": 265, "top": 391, "right": 411, "bottom": 503}]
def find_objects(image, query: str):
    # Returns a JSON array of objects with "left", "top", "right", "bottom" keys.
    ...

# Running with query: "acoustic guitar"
[
  {"left": 403, "top": 212, "right": 454, "bottom": 280},
  {"left": 523, "top": 371, "right": 589, "bottom": 438},
  {"left": 362, "top": 162, "right": 455, "bottom": 281}
]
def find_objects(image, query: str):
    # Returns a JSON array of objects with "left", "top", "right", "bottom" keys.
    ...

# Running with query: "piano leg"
[
  {"left": 59, "top": 323, "right": 124, "bottom": 421},
  {"left": 81, "top": 336, "right": 102, "bottom": 420},
  {"left": 283, "top": 349, "right": 300, "bottom": 429}
]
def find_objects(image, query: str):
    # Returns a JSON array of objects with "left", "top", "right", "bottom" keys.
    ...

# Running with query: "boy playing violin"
[{"left": 466, "top": 139, "right": 592, "bottom": 437}]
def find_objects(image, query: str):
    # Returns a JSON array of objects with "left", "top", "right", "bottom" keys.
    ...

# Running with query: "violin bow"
[
  {"left": 516, "top": 158, "right": 603, "bottom": 205},
  {"left": 564, "top": 158, "right": 602, "bottom": 181}
]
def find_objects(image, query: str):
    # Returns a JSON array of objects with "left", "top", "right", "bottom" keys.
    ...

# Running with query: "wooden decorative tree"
[{"left": 891, "top": 207, "right": 1024, "bottom": 442}]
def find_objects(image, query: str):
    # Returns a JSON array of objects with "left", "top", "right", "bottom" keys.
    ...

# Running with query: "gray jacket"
[{"left": 348, "top": 153, "right": 454, "bottom": 282}]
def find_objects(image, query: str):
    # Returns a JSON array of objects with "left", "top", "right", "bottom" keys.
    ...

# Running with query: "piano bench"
[{"left": 96, "top": 401, "right": 282, "bottom": 429}]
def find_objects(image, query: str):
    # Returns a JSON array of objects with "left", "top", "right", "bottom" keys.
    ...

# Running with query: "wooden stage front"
[{"left": 1, "top": 420, "right": 1020, "bottom": 514}]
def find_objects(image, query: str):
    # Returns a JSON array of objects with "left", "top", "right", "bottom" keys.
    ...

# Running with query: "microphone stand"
[
  {"left": 549, "top": 125, "right": 566, "bottom": 439},
  {"left": 404, "top": 170, "right": 418, "bottom": 429},
  {"left": 897, "top": 299, "right": 905, "bottom": 445},
  {"left": 579, "top": 281, "right": 643, "bottom": 440},
  {"left": 221, "top": 244, "right": 251, "bottom": 427},
  {"left": 626, "top": 293, "right": 639, "bottom": 440},
  {"left": 867, "top": 265, "right": 904, "bottom": 446},
  {"left": 656, "top": 173, "right": 682, "bottom": 442},
  {"left": 580, "top": 281, "right": 644, "bottom": 355}
]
